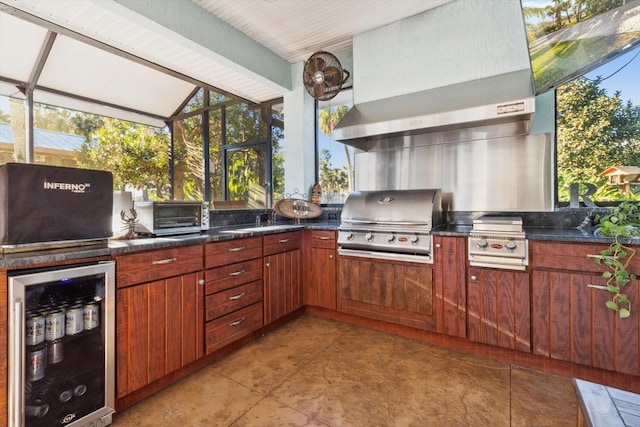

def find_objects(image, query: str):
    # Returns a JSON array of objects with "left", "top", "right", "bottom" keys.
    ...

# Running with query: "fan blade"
[
  {"left": 308, "top": 56, "right": 326, "bottom": 72},
  {"left": 313, "top": 84, "right": 326, "bottom": 99},
  {"left": 323, "top": 66, "right": 342, "bottom": 87},
  {"left": 303, "top": 71, "right": 315, "bottom": 87}
]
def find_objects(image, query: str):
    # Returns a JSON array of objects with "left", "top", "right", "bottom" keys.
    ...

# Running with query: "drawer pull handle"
[
  {"left": 229, "top": 292, "right": 246, "bottom": 300},
  {"left": 198, "top": 279, "right": 205, "bottom": 286},
  {"left": 329, "top": 254, "right": 334, "bottom": 259},
  {"left": 229, "top": 246, "right": 245, "bottom": 252},
  {"left": 152, "top": 257, "right": 177, "bottom": 265},
  {"left": 587, "top": 254, "right": 619, "bottom": 260},
  {"left": 279, "top": 238, "right": 290, "bottom": 243},
  {"left": 317, "top": 236, "right": 331, "bottom": 240},
  {"left": 229, "top": 317, "right": 246, "bottom": 327},
  {"left": 229, "top": 269, "right": 246, "bottom": 277},
  {"left": 587, "top": 284, "right": 609, "bottom": 291}
]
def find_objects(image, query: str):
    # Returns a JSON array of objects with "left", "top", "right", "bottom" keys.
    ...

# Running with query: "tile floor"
[{"left": 111, "top": 314, "right": 577, "bottom": 426}]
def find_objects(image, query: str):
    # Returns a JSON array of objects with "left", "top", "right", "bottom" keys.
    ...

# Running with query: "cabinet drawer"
[
  {"left": 116, "top": 245, "right": 203, "bottom": 288},
  {"left": 204, "top": 258, "right": 263, "bottom": 294},
  {"left": 530, "top": 241, "right": 640, "bottom": 273},
  {"left": 205, "top": 302, "right": 263, "bottom": 354},
  {"left": 309, "top": 230, "right": 336, "bottom": 249},
  {"left": 205, "top": 280, "right": 263, "bottom": 321},
  {"left": 205, "top": 237, "right": 262, "bottom": 268},
  {"left": 264, "top": 231, "right": 301, "bottom": 256}
]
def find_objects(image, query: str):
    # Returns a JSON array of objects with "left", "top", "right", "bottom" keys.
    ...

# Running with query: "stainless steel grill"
[
  {"left": 468, "top": 216, "right": 528, "bottom": 270},
  {"left": 337, "top": 189, "right": 442, "bottom": 264}
]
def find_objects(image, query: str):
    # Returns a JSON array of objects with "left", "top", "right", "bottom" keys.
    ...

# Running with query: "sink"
[{"left": 219, "top": 224, "right": 305, "bottom": 234}]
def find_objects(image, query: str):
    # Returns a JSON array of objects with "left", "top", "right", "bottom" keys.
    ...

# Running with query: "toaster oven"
[{"left": 134, "top": 201, "right": 209, "bottom": 236}]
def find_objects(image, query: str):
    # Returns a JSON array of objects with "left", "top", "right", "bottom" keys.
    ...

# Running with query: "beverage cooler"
[{"left": 8, "top": 262, "right": 116, "bottom": 427}]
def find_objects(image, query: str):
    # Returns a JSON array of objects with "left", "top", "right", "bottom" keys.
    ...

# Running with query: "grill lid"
[{"left": 340, "top": 189, "right": 442, "bottom": 230}]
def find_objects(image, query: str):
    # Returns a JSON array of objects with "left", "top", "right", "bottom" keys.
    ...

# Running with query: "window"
[
  {"left": 0, "top": 96, "right": 172, "bottom": 200},
  {"left": 0, "top": 90, "right": 283, "bottom": 207},
  {"left": 316, "top": 89, "right": 355, "bottom": 203},
  {"left": 522, "top": 0, "right": 640, "bottom": 204},
  {"left": 555, "top": 49, "right": 640, "bottom": 203}
]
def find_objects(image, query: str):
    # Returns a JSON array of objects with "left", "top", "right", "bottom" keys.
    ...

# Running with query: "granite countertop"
[{"left": 2, "top": 221, "right": 638, "bottom": 269}]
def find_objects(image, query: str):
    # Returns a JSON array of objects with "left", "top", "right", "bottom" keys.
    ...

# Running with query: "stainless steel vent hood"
[
  {"left": 332, "top": 70, "right": 535, "bottom": 147},
  {"left": 331, "top": 0, "right": 535, "bottom": 150}
]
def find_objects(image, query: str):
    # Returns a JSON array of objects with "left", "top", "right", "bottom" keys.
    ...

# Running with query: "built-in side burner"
[{"left": 468, "top": 216, "right": 528, "bottom": 270}]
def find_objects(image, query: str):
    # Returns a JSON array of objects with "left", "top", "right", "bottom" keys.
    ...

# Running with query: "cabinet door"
[
  {"left": 263, "top": 249, "right": 302, "bottom": 324},
  {"left": 434, "top": 236, "right": 467, "bottom": 337},
  {"left": 306, "top": 247, "right": 336, "bottom": 309},
  {"left": 530, "top": 241, "right": 639, "bottom": 375},
  {"left": 467, "top": 268, "right": 531, "bottom": 352},
  {"left": 304, "top": 230, "right": 337, "bottom": 309},
  {"left": 532, "top": 270, "right": 639, "bottom": 375},
  {"left": 116, "top": 271, "right": 204, "bottom": 398},
  {"left": 338, "top": 256, "right": 435, "bottom": 330}
]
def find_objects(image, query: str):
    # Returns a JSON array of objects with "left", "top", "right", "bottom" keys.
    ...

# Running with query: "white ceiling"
[
  {"left": 0, "top": 0, "right": 453, "bottom": 126},
  {"left": 192, "top": 0, "right": 453, "bottom": 64}
]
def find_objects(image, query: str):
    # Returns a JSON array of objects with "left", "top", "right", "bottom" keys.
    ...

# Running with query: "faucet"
[{"left": 256, "top": 213, "right": 269, "bottom": 227}]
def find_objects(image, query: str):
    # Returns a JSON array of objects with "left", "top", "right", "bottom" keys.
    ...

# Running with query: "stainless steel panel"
[
  {"left": 332, "top": 83, "right": 534, "bottom": 149},
  {"left": 338, "top": 248, "right": 433, "bottom": 264},
  {"left": 354, "top": 133, "right": 553, "bottom": 212}
]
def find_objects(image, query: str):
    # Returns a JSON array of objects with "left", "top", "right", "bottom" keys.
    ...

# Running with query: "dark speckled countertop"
[
  {"left": 0, "top": 222, "right": 341, "bottom": 269},
  {"left": 434, "top": 224, "right": 640, "bottom": 245},
  {"left": 2, "top": 220, "right": 638, "bottom": 269}
]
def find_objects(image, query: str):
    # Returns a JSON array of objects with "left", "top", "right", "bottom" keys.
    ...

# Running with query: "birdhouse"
[{"left": 599, "top": 166, "right": 640, "bottom": 196}]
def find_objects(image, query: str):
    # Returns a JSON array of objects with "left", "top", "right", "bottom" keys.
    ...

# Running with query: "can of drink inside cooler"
[
  {"left": 26, "top": 342, "right": 47, "bottom": 381},
  {"left": 47, "top": 338, "right": 64, "bottom": 364},
  {"left": 45, "top": 309, "right": 65, "bottom": 341},
  {"left": 65, "top": 305, "right": 84, "bottom": 335},
  {"left": 83, "top": 302, "right": 99, "bottom": 330},
  {"left": 26, "top": 313, "right": 45, "bottom": 346}
]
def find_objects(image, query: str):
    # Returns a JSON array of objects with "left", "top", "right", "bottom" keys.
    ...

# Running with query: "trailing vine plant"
[{"left": 593, "top": 202, "right": 640, "bottom": 319}]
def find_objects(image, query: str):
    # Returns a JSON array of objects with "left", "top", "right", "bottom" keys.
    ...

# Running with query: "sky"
[{"left": 584, "top": 48, "right": 640, "bottom": 105}]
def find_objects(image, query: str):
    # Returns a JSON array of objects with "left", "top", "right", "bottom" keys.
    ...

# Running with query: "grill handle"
[{"left": 342, "top": 219, "right": 430, "bottom": 227}]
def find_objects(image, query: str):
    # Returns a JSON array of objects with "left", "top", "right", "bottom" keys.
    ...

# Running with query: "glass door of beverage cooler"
[{"left": 9, "top": 261, "right": 115, "bottom": 427}]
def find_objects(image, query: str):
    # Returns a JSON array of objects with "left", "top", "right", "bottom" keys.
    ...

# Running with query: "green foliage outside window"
[
  {"left": 76, "top": 119, "right": 170, "bottom": 200},
  {"left": 556, "top": 77, "right": 640, "bottom": 202}
]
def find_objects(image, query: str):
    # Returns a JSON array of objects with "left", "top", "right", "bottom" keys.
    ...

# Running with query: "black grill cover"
[{"left": 0, "top": 163, "right": 113, "bottom": 245}]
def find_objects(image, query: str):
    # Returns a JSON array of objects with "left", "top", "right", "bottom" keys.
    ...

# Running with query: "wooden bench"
[{"left": 573, "top": 379, "right": 640, "bottom": 426}]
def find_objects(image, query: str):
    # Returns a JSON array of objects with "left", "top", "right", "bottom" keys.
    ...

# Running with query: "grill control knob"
[
  {"left": 365, "top": 233, "right": 374, "bottom": 242},
  {"left": 476, "top": 239, "right": 489, "bottom": 250},
  {"left": 387, "top": 234, "right": 395, "bottom": 243},
  {"left": 505, "top": 240, "right": 517, "bottom": 251},
  {"left": 410, "top": 235, "right": 419, "bottom": 244},
  {"left": 346, "top": 232, "right": 354, "bottom": 241}
]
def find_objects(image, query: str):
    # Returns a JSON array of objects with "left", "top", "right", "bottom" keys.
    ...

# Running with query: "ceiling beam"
[{"left": 110, "top": 0, "right": 292, "bottom": 92}]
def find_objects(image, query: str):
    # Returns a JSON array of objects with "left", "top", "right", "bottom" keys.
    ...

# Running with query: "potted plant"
[{"left": 592, "top": 201, "right": 640, "bottom": 318}]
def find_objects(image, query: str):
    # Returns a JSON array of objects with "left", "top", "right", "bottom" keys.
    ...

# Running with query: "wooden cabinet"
[
  {"left": 263, "top": 231, "right": 303, "bottom": 324},
  {"left": 434, "top": 236, "right": 467, "bottom": 337},
  {"left": 114, "top": 245, "right": 204, "bottom": 398},
  {"left": 338, "top": 255, "right": 436, "bottom": 331},
  {"left": 467, "top": 267, "right": 531, "bottom": 352},
  {"left": 303, "top": 229, "right": 337, "bottom": 310},
  {"left": 204, "top": 237, "right": 263, "bottom": 354},
  {"left": 530, "top": 241, "right": 639, "bottom": 375}
]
